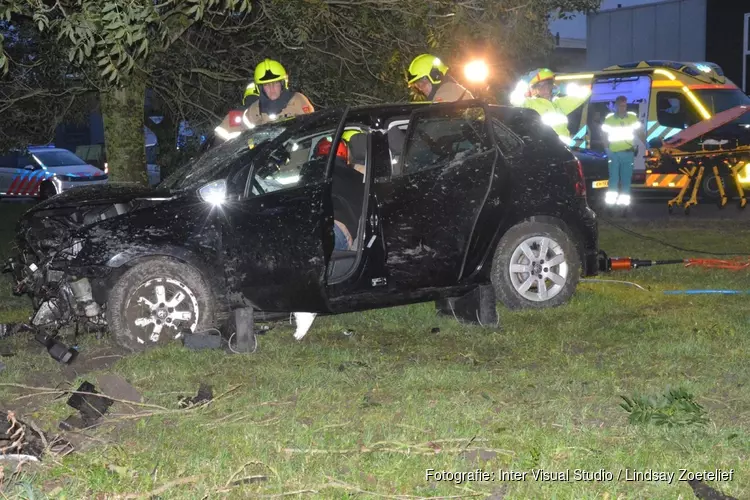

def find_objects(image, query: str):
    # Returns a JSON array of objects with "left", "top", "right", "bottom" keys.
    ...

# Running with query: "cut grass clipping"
[{"left": 620, "top": 387, "right": 710, "bottom": 428}]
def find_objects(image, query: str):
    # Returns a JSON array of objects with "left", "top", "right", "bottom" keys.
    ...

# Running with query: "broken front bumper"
[{"left": 4, "top": 252, "right": 109, "bottom": 329}]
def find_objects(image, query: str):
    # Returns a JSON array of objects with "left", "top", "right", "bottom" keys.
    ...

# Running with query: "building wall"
[
  {"left": 551, "top": 47, "right": 588, "bottom": 73},
  {"left": 586, "top": 0, "right": 707, "bottom": 70},
  {"left": 705, "top": 0, "right": 750, "bottom": 92}
]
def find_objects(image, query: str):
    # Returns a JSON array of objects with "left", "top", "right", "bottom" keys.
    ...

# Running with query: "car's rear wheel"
[
  {"left": 106, "top": 258, "right": 216, "bottom": 351},
  {"left": 490, "top": 220, "right": 581, "bottom": 310}
]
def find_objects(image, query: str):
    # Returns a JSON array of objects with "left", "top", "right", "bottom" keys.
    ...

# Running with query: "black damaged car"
[{"left": 5, "top": 100, "right": 599, "bottom": 351}]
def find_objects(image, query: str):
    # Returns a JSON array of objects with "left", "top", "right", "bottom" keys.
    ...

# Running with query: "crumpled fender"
[{"left": 66, "top": 204, "right": 223, "bottom": 275}]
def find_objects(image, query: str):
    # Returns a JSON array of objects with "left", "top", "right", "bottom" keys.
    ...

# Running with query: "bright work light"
[{"left": 464, "top": 60, "right": 489, "bottom": 83}]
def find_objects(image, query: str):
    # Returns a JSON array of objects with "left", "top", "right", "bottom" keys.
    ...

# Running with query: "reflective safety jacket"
[
  {"left": 521, "top": 96, "right": 588, "bottom": 146},
  {"left": 242, "top": 92, "right": 314, "bottom": 128},
  {"left": 430, "top": 81, "right": 474, "bottom": 103},
  {"left": 602, "top": 111, "right": 641, "bottom": 152},
  {"left": 215, "top": 109, "right": 246, "bottom": 141}
]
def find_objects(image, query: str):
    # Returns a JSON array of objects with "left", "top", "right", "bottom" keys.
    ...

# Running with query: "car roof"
[
  {"left": 26, "top": 146, "right": 70, "bottom": 153},
  {"left": 308, "top": 100, "right": 516, "bottom": 126},
  {"left": 557, "top": 60, "right": 735, "bottom": 88}
]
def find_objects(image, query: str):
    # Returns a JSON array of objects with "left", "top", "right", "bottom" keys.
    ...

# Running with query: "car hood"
[{"left": 29, "top": 183, "right": 175, "bottom": 211}]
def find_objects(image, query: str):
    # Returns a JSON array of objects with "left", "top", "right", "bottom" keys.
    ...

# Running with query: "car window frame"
[
  {"left": 399, "top": 101, "right": 496, "bottom": 178},
  {"left": 490, "top": 116, "right": 525, "bottom": 157},
  {"left": 240, "top": 107, "right": 350, "bottom": 200}
]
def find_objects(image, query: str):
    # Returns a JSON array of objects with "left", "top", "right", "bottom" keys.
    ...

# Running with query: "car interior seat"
[
  {"left": 387, "top": 127, "right": 406, "bottom": 176},
  {"left": 347, "top": 133, "right": 367, "bottom": 175}
]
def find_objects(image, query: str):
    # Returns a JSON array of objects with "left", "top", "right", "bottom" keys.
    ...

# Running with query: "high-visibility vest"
[
  {"left": 602, "top": 111, "right": 641, "bottom": 152},
  {"left": 522, "top": 96, "right": 587, "bottom": 146}
]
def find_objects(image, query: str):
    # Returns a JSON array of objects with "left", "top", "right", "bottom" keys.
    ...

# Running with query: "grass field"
[{"left": 1, "top": 202, "right": 750, "bottom": 499}]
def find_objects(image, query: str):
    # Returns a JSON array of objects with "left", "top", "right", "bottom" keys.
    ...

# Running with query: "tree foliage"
[{"left": 0, "top": 0, "right": 601, "bottom": 180}]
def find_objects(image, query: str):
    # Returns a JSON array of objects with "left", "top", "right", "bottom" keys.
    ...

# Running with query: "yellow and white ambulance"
[{"left": 556, "top": 60, "right": 750, "bottom": 195}]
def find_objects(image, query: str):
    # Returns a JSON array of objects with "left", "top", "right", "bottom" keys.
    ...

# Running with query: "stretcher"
[{"left": 646, "top": 105, "right": 750, "bottom": 215}]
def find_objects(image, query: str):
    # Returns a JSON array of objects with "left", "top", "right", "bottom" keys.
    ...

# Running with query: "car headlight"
[{"left": 199, "top": 179, "right": 227, "bottom": 206}]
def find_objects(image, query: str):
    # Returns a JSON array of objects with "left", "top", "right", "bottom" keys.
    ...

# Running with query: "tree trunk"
[{"left": 100, "top": 78, "right": 148, "bottom": 185}]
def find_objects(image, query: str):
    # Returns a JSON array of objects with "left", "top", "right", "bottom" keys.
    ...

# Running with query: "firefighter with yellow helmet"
[
  {"left": 242, "top": 58, "right": 314, "bottom": 128},
  {"left": 407, "top": 54, "right": 474, "bottom": 103},
  {"left": 214, "top": 80, "right": 261, "bottom": 141},
  {"left": 509, "top": 68, "right": 590, "bottom": 146}
]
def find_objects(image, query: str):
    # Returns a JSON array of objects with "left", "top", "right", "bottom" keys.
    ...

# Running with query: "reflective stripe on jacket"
[{"left": 602, "top": 111, "right": 640, "bottom": 152}]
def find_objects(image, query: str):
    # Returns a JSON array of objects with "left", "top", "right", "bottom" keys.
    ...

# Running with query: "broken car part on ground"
[{"left": 3, "top": 100, "right": 599, "bottom": 352}]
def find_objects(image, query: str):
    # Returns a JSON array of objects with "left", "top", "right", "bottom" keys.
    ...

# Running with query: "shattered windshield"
[
  {"left": 694, "top": 89, "right": 750, "bottom": 125},
  {"left": 160, "top": 125, "right": 287, "bottom": 191}
]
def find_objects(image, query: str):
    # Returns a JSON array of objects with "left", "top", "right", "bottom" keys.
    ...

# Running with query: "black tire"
[
  {"left": 490, "top": 220, "right": 581, "bottom": 310},
  {"left": 106, "top": 258, "right": 216, "bottom": 352}
]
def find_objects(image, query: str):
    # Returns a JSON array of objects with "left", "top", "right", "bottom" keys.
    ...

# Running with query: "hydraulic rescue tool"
[{"left": 597, "top": 250, "right": 750, "bottom": 272}]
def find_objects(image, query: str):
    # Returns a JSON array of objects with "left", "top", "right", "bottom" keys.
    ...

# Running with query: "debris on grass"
[
  {"left": 182, "top": 332, "right": 224, "bottom": 351},
  {"left": 0, "top": 324, "right": 30, "bottom": 339},
  {"left": 34, "top": 331, "right": 77, "bottom": 364},
  {"left": 178, "top": 383, "right": 213, "bottom": 409},
  {"left": 59, "top": 381, "right": 114, "bottom": 430},
  {"left": 95, "top": 374, "right": 143, "bottom": 409},
  {"left": 620, "top": 387, "right": 709, "bottom": 427},
  {"left": 2, "top": 410, "right": 73, "bottom": 463}
]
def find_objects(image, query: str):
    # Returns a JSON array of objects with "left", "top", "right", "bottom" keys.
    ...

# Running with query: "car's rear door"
[
  {"left": 224, "top": 108, "right": 349, "bottom": 312},
  {"left": 373, "top": 101, "right": 498, "bottom": 291}
]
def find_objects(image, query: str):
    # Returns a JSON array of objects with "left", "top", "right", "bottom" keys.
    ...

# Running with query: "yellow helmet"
[
  {"left": 254, "top": 59, "right": 288, "bottom": 88},
  {"left": 242, "top": 81, "right": 259, "bottom": 105},
  {"left": 529, "top": 68, "right": 556, "bottom": 87},
  {"left": 342, "top": 129, "right": 363, "bottom": 142},
  {"left": 406, "top": 54, "right": 449, "bottom": 85}
]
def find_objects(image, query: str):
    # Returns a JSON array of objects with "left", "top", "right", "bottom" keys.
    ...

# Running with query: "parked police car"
[{"left": 0, "top": 146, "right": 107, "bottom": 199}]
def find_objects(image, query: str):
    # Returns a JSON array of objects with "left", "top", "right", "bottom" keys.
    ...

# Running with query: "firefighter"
[
  {"left": 602, "top": 95, "right": 647, "bottom": 208},
  {"left": 242, "top": 59, "right": 314, "bottom": 128},
  {"left": 242, "top": 81, "right": 260, "bottom": 107},
  {"left": 407, "top": 54, "right": 474, "bottom": 103},
  {"left": 510, "top": 68, "right": 589, "bottom": 146}
]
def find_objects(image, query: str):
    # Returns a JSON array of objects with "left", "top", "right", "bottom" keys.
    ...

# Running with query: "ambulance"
[{"left": 556, "top": 60, "right": 750, "bottom": 196}]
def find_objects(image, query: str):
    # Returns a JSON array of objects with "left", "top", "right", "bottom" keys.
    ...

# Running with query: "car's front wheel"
[
  {"left": 106, "top": 258, "right": 216, "bottom": 351},
  {"left": 490, "top": 220, "right": 581, "bottom": 310}
]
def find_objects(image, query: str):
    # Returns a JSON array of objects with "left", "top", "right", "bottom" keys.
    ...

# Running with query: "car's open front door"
[
  {"left": 222, "top": 108, "right": 349, "bottom": 312},
  {"left": 373, "top": 101, "right": 498, "bottom": 292}
]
